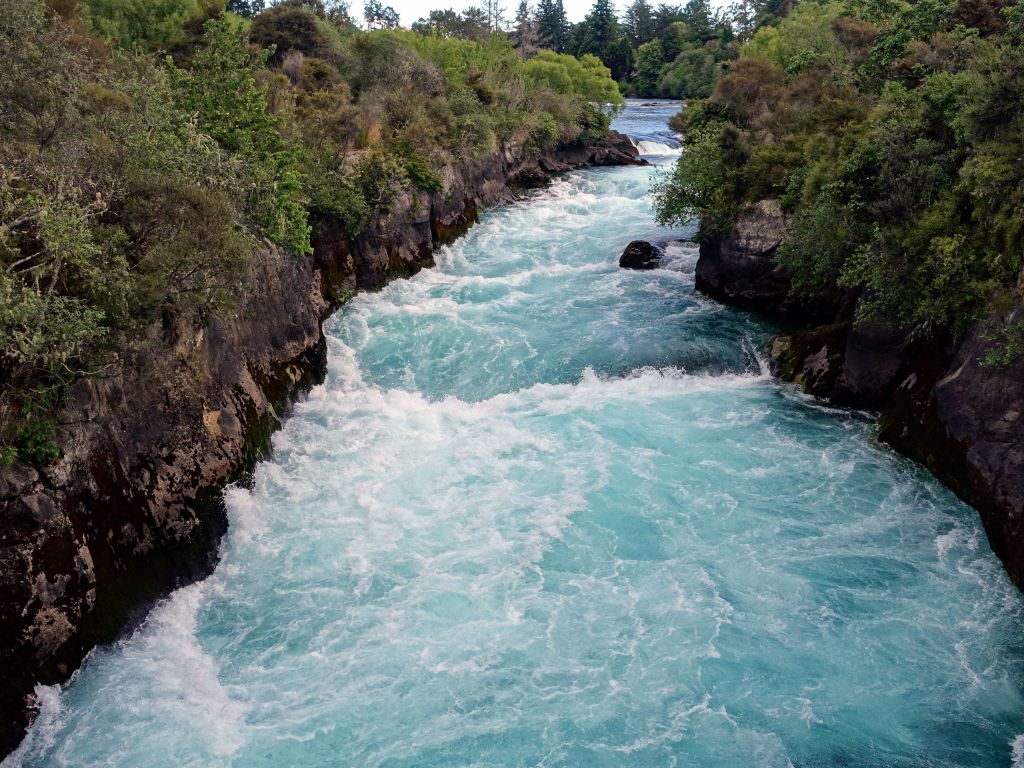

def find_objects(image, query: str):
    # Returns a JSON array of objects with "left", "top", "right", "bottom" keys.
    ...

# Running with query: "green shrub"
[
  {"left": 170, "top": 16, "right": 311, "bottom": 255},
  {"left": 84, "top": 0, "right": 208, "bottom": 49},
  {"left": 654, "top": 0, "right": 1024, "bottom": 344},
  {"left": 0, "top": 0, "right": 626, "bottom": 464}
]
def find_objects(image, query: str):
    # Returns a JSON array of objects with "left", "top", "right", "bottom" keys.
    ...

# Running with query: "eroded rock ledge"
[
  {"left": 0, "top": 133, "right": 643, "bottom": 756},
  {"left": 695, "top": 200, "right": 1024, "bottom": 591}
]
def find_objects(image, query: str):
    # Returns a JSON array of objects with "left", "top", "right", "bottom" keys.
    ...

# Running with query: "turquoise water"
[{"left": 8, "top": 101, "right": 1024, "bottom": 767}]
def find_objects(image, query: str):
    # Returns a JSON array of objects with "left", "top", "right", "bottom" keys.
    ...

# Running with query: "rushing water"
[{"left": 9, "top": 101, "right": 1024, "bottom": 768}]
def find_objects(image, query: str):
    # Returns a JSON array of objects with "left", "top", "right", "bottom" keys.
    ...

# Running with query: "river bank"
[
  {"left": 7, "top": 100, "right": 1022, "bottom": 768},
  {"left": 692, "top": 200, "right": 1024, "bottom": 590},
  {"left": 0, "top": 131, "right": 643, "bottom": 757}
]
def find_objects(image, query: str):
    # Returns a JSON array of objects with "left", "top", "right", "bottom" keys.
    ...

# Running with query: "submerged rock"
[{"left": 619, "top": 240, "right": 662, "bottom": 270}]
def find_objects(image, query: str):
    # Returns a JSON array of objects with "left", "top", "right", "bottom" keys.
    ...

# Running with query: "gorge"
[{"left": 5, "top": 101, "right": 1024, "bottom": 768}]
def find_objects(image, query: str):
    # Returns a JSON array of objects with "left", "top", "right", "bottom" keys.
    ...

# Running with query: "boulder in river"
[{"left": 619, "top": 240, "right": 662, "bottom": 270}]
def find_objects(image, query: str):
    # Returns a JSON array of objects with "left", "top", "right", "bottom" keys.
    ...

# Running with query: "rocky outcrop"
[
  {"left": 696, "top": 200, "right": 845, "bottom": 322},
  {"left": 695, "top": 201, "right": 1024, "bottom": 590},
  {"left": 769, "top": 321, "right": 916, "bottom": 409},
  {"left": 619, "top": 240, "right": 662, "bottom": 270},
  {"left": 0, "top": 132, "right": 643, "bottom": 756},
  {"left": 538, "top": 131, "right": 646, "bottom": 173},
  {"left": 878, "top": 316, "right": 1024, "bottom": 588},
  {"left": 695, "top": 200, "right": 791, "bottom": 310}
]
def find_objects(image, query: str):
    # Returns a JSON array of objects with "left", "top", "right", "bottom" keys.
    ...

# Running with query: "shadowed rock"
[
  {"left": 619, "top": 240, "right": 662, "bottom": 270},
  {"left": 693, "top": 195, "right": 1024, "bottom": 591},
  {"left": 0, "top": 131, "right": 644, "bottom": 758}
]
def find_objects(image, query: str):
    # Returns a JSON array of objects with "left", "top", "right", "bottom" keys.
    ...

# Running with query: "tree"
[
  {"left": 632, "top": 38, "right": 663, "bottom": 94},
  {"left": 412, "top": 7, "right": 492, "bottom": 39},
  {"left": 524, "top": 50, "right": 624, "bottom": 106},
  {"left": 623, "top": 0, "right": 657, "bottom": 46},
  {"left": 363, "top": 0, "right": 399, "bottom": 29},
  {"left": 83, "top": 0, "right": 206, "bottom": 49},
  {"left": 575, "top": 0, "right": 618, "bottom": 55},
  {"left": 512, "top": 0, "right": 539, "bottom": 55},
  {"left": 573, "top": 0, "right": 633, "bottom": 79},
  {"left": 171, "top": 16, "right": 310, "bottom": 254},
  {"left": 680, "top": 0, "right": 714, "bottom": 41},
  {"left": 226, "top": 0, "right": 266, "bottom": 17},
  {"left": 536, "top": 0, "right": 568, "bottom": 50},
  {"left": 412, "top": 8, "right": 463, "bottom": 36},
  {"left": 658, "top": 20, "right": 691, "bottom": 61},
  {"left": 249, "top": 4, "right": 328, "bottom": 62},
  {"left": 480, "top": 0, "right": 508, "bottom": 32},
  {"left": 652, "top": 3, "right": 685, "bottom": 33},
  {"left": 325, "top": 1, "right": 356, "bottom": 26}
]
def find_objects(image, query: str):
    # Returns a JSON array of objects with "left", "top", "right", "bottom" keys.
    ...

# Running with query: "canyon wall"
[
  {"left": 0, "top": 134, "right": 642, "bottom": 756},
  {"left": 696, "top": 201, "right": 1024, "bottom": 590}
]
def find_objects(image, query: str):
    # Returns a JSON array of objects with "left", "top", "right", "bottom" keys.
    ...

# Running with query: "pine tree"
[
  {"left": 512, "top": 0, "right": 539, "bottom": 56},
  {"left": 623, "top": 0, "right": 656, "bottom": 46},
  {"left": 577, "top": 0, "right": 614, "bottom": 54},
  {"left": 363, "top": 0, "right": 399, "bottom": 30},
  {"left": 480, "top": 0, "right": 508, "bottom": 32},
  {"left": 575, "top": 0, "right": 619, "bottom": 57},
  {"left": 536, "top": 0, "right": 568, "bottom": 51},
  {"left": 681, "top": 0, "right": 714, "bottom": 41},
  {"left": 226, "top": 0, "right": 265, "bottom": 17}
]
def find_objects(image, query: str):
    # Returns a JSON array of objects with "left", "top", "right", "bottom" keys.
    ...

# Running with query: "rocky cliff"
[
  {"left": 0, "top": 132, "right": 643, "bottom": 756},
  {"left": 695, "top": 201, "right": 1024, "bottom": 591}
]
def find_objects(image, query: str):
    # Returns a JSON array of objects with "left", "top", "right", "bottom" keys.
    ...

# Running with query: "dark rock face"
[
  {"left": 619, "top": 240, "right": 662, "bottom": 270},
  {"left": 695, "top": 200, "right": 792, "bottom": 311},
  {"left": 695, "top": 200, "right": 844, "bottom": 322},
  {"left": 696, "top": 200, "right": 1024, "bottom": 590},
  {"left": 537, "top": 131, "right": 647, "bottom": 172},
  {"left": 0, "top": 131, "right": 644, "bottom": 757},
  {"left": 879, "top": 318, "right": 1024, "bottom": 588},
  {"left": 770, "top": 321, "right": 914, "bottom": 409},
  {"left": 590, "top": 131, "right": 648, "bottom": 166}
]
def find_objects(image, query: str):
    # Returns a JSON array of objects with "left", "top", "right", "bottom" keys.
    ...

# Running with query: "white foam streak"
[
  {"left": 1012, "top": 733, "right": 1024, "bottom": 767},
  {"left": 635, "top": 140, "right": 683, "bottom": 157},
  {"left": 1, "top": 686, "right": 63, "bottom": 767}
]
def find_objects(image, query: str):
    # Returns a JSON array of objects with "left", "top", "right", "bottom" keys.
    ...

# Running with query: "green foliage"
[
  {"left": 0, "top": 0, "right": 624, "bottom": 464},
  {"left": 654, "top": 0, "right": 1024, "bottom": 346},
  {"left": 170, "top": 16, "right": 311, "bottom": 255},
  {"left": 250, "top": 3, "right": 329, "bottom": 62},
  {"left": 652, "top": 123, "right": 742, "bottom": 233},
  {"left": 524, "top": 51, "right": 624, "bottom": 107},
  {"left": 617, "top": 0, "right": 739, "bottom": 99},
  {"left": 536, "top": 0, "right": 569, "bottom": 52},
  {"left": 743, "top": 2, "right": 845, "bottom": 73},
  {"left": 632, "top": 39, "right": 665, "bottom": 95},
  {"left": 10, "top": 390, "right": 60, "bottom": 466},
  {"left": 84, "top": 0, "right": 208, "bottom": 50},
  {"left": 658, "top": 44, "right": 726, "bottom": 98},
  {"left": 981, "top": 319, "right": 1024, "bottom": 367}
]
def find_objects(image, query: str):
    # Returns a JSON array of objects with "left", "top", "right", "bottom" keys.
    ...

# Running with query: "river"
[{"left": 7, "top": 101, "right": 1024, "bottom": 767}]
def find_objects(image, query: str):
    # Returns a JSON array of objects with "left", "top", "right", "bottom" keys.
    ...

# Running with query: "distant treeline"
[{"left": 228, "top": 0, "right": 789, "bottom": 99}]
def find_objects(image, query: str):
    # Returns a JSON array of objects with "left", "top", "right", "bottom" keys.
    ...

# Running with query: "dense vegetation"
[
  {"left": 408, "top": 0, "right": 786, "bottom": 99},
  {"left": 655, "top": 0, "right": 1024, "bottom": 356},
  {"left": 0, "top": 0, "right": 621, "bottom": 465}
]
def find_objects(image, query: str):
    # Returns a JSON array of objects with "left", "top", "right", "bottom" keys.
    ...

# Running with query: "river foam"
[{"left": 7, "top": 99, "right": 1023, "bottom": 768}]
